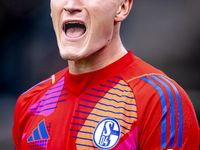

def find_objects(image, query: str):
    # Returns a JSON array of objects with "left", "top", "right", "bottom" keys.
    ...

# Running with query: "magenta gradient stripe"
[{"left": 29, "top": 76, "right": 66, "bottom": 117}]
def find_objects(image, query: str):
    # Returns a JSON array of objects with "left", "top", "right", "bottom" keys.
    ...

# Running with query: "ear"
[{"left": 115, "top": 0, "right": 133, "bottom": 22}]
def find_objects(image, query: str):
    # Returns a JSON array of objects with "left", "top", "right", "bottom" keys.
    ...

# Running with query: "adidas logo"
[{"left": 27, "top": 120, "right": 49, "bottom": 142}]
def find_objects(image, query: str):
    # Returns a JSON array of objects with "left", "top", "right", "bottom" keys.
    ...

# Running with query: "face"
[{"left": 50, "top": 0, "right": 123, "bottom": 61}]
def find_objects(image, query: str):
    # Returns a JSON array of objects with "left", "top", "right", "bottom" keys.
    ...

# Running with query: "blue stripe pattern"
[
  {"left": 48, "top": 84, "right": 64, "bottom": 90},
  {"left": 39, "top": 120, "right": 49, "bottom": 139},
  {"left": 29, "top": 99, "right": 66, "bottom": 110},
  {"left": 75, "top": 143, "right": 97, "bottom": 148},
  {"left": 33, "top": 128, "right": 40, "bottom": 140},
  {"left": 28, "top": 121, "right": 49, "bottom": 142},
  {"left": 141, "top": 75, "right": 183, "bottom": 148},
  {"left": 78, "top": 104, "right": 136, "bottom": 118},
  {"left": 29, "top": 107, "right": 57, "bottom": 115},
  {"left": 72, "top": 136, "right": 93, "bottom": 141},
  {"left": 100, "top": 84, "right": 133, "bottom": 92},
  {"left": 107, "top": 80, "right": 129, "bottom": 86},
  {"left": 81, "top": 98, "right": 136, "bottom": 112},
  {"left": 158, "top": 75, "right": 183, "bottom": 147},
  {"left": 75, "top": 110, "right": 136, "bottom": 124},
  {"left": 72, "top": 117, "right": 99, "bottom": 123},
  {"left": 120, "top": 125, "right": 131, "bottom": 131},
  {"left": 114, "top": 76, "right": 123, "bottom": 80},
  {"left": 38, "top": 99, "right": 66, "bottom": 107},
  {"left": 91, "top": 88, "right": 134, "bottom": 99},
  {"left": 71, "top": 77, "right": 136, "bottom": 148},
  {"left": 85, "top": 93, "right": 135, "bottom": 105},
  {"left": 29, "top": 76, "right": 67, "bottom": 116},
  {"left": 69, "top": 129, "right": 93, "bottom": 134},
  {"left": 140, "top": 76, "right": 167, "bottom": 148},
  {"left": 71, "top": 123, "right": 95, "bottom": 129},
  {"left": 44, "top": 88, "right": 67, "bottom": 96},
  {"left": 149, "top": 75, "right": 175, "bottom": 147},
  {"left": 39, "top": 93, "right": 68, "bottom": 102}
]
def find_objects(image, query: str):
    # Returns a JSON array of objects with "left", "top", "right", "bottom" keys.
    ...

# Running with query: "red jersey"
[{"left": 13, "top": 51, "right": 199, "bottom": 150}]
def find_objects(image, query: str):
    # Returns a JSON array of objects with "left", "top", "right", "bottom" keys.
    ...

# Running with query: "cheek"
[
  {"left": 91, "top": 9, "right": 116, "bottom": 38},
  {"left": 50, "top": 0, "right": 64, "bottom": 21},
  {"left": 50, "top": 0, "right": 62, "bottom": 36},
  {"left": 50, "top": 1, "right": 57, "bottom": 25},
  {"left": 91, "top": 4, "right": 118, "bottom": 29},
  {"left": 50, "top": 0, "right": 57, "bottom": 14},
  {"left": 87, "top": 19, "right": 113, "bottom": 53},
  {"left": 85, "top": 3, "right": 118, "bottom": 48}
]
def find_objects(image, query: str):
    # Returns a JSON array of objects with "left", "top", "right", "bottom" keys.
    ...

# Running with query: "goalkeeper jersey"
[{"left": 12, "top": 51, "right": 199, "bottom": 150}]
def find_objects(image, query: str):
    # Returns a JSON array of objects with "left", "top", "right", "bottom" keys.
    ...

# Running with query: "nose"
[{"left": 64, "top": 0, "right": 83, "bottom": 13}]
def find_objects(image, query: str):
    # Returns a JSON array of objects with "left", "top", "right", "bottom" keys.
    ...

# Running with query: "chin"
[
  {"left": 58, "top": 44, "right": 104, "bottom": 61},
  {"left": 60, "top": 52, "right": 79, "bottom": 61},
  {"left": 59, "top": 49, "right": 86, "bottom": 61}
]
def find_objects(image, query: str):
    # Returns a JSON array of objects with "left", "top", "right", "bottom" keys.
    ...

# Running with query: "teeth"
[
  {"left": 64, "top": 21, "right": 86, "bottom": 33},
  {"left": 67, "top": 21, "right": 84, "bottom": 25}
]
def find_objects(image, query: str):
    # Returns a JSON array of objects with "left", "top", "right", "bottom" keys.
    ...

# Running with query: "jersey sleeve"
[
  {"left": 132, "top": 74, "right": 199, "bottom": 149},
  {"left": 12, "top": 96, "right": 22, "bottom": 150},
  {"left": 12, "top": 68, "right": 68, "bottom": 149},
  {"left": 12, "top": 77, "right": 53, "bottom": 150}
]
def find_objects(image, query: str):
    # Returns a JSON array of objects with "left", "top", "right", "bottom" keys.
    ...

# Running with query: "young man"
[{"left": 13, "top": 0, "right": 199, "bottom": 149}]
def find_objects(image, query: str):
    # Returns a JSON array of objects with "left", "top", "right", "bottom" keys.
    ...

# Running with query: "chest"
[{"left": 20, "top": 77, "right": 138, "bottom": 150}]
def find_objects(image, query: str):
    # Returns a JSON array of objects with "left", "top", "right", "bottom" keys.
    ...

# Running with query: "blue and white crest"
[{"left": 93, "top": 118, "right": 120, "bottom": 149}]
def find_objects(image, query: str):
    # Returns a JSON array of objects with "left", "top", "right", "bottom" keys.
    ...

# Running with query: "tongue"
[{"left": 66, "top": 27, "right": 85, "bottom": 38}]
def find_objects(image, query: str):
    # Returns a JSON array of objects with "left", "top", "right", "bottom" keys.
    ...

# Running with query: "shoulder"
[
  {"left": 119, "top": 56, "right": 199, "bottom": 149},
  {"left": 119, "top": 55, "right": 194, "bottom": 123},
  {"left": 15, "top": 67, "right": 68, "bottom": 113},
  {"left": 119, "top": 55, "right": 165, "bottom": 82},
  {"left": 119, "top": 55, "right": 192, "bottom": 114},
  {"left": 118, "top": 54, "right": 186, "bottom": 102}
]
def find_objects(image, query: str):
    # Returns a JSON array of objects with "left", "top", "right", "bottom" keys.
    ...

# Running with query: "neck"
[{"left": 68, "top": 33, "right": 127, "bottom": 75}]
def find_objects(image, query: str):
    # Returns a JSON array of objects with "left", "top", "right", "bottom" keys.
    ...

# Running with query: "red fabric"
[{"left": 13, "top": 51, "right": 199, "bottom": 150}]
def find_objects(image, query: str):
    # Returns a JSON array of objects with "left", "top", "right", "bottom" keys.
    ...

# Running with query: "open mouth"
[{"left": 63, "top": 22, "right": 86, "bottom": 38}]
